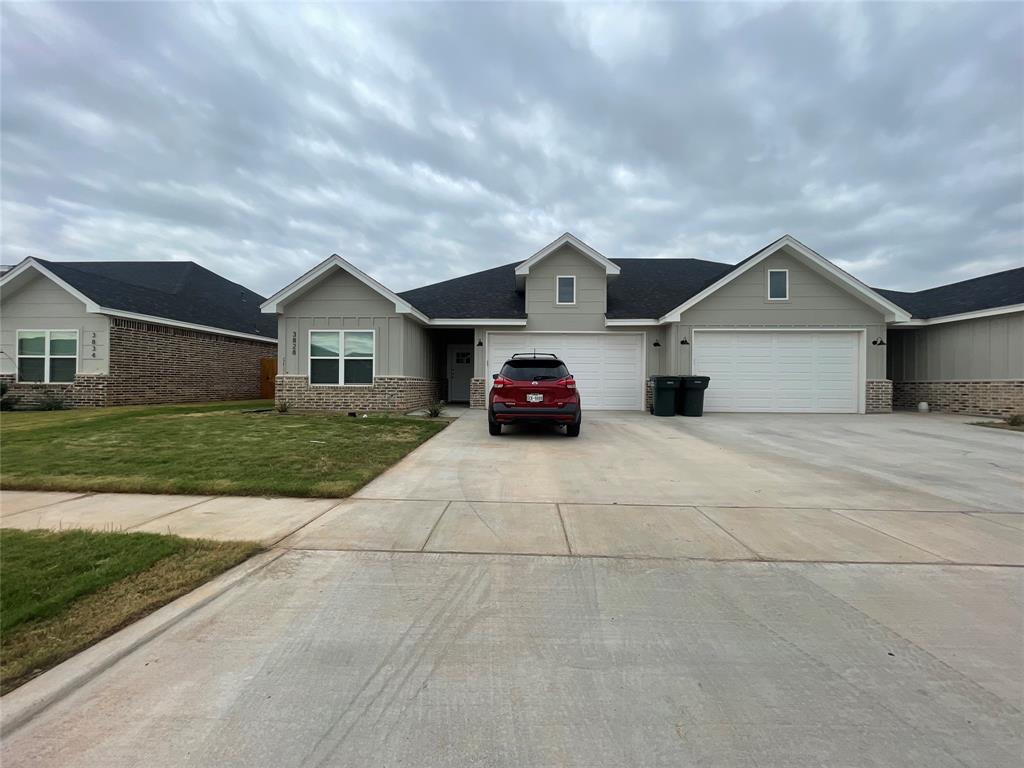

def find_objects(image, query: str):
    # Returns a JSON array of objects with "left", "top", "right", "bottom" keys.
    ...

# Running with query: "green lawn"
[
  {"left": 0, "top": 400, "right": 449, "bottom": 497},
  {"left": 0, "top": 528, "right": 260, "bottom": 693}
]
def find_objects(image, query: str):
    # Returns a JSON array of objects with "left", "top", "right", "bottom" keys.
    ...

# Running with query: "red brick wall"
[
  {"left": 893, "top": 380, "right": 1024, "bottom": 418},
  {"left": 106, "top": 319, "right": 275, "bottom": 406},
  {"left": 276, "top": 375, "right": 441, "bottom": 411}
]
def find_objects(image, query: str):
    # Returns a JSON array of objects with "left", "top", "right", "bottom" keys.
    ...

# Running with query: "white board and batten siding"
[
  {"left": 692, "top": 330, "right": 864, "bottom": 413},
  {"left": 486, "top": 332, "right": 645, "bottom": 410}
]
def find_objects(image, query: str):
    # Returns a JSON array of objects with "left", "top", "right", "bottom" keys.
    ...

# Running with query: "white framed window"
[
  {"left": 768, "top": 269, "right": 789, "bottom": 301},
  {"left": 309, "top": 329, "right": 375, "bottom": 386},
  {"left": 17, "top": 329, "right": 79, "bottom": 383},
  {"left": 555, "top": 275, "right": 576, "bottom": 305}
]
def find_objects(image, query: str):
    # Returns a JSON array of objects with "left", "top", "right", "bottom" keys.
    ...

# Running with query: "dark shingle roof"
[
  {"left": 400, "top": 253, "right": 1024, "bottom": 322},
  {"left": 875, "top": 267, "right": 1024, "bottom": 319},
  {"left": 398, "top": 258, "right": 737, "bottom": 319},
  {"left": 34, "top": 259, "right": 276, "bottom": 338},
  {"left": 399, "top": 262, "right": 526, "bottom": 318}
]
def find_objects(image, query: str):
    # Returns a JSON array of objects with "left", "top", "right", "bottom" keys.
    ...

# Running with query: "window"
[
  {"left": 309, "top": 330, "right": 374, "bottom": 385},
  {"left": 500, "top": 359, "right": 569, "bottom": 381},
  {"left": 455, "top": 351, "right": 471, "bottom": 365},
  {"left": 556, "top": 275, "right": 576, "bottom": 305},
  {"left": 17, "top": 330, "right": 78, "bottom": 383},
  {"left": 768, "top": 269, "right": 789, "bottom": 300}
]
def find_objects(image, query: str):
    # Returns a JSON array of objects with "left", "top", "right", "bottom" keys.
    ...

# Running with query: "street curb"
[{"left": 0, "top": 548, "right": 286, "bottom": 736}]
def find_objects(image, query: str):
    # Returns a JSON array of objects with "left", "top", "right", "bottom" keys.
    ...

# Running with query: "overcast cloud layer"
[{"left": 2, "top": 2, "right": 1022, "bottom": 297}]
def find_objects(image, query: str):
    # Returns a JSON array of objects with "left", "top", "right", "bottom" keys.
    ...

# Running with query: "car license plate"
[{"left": 526, "top": 393, "right": 544, "bottom": 403}]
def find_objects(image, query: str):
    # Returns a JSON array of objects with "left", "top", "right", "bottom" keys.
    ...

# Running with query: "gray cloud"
[{"left": 2, "top": 1, "right": 1021, "bottom": 296}]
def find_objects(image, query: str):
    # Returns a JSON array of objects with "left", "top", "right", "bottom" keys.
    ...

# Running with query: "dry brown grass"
[{"left": 1, "top": 538, "right": 260, "bottom": 694}]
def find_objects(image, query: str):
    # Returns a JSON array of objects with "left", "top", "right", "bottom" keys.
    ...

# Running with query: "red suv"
[{"left": 488, "top": 353, "right": 581, "bottom": 437}]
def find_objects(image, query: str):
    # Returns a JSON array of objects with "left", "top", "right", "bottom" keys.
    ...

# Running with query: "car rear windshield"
[{"left": 500, "top": 359, "right": 569, "bottom": 381}]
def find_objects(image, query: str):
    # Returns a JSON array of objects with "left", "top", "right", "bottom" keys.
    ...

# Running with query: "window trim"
[
  {"left": 307, "top": 329, "right": 376, "bottom": 387},
  {"left": 767, "top": 269, "right": 789, "bottom": 301},
  {"left": 16, "top": 329, "right": 79, "bottom": 384},
  {"left": 555, "top": 275, "right": 576, "bottom": 306}
]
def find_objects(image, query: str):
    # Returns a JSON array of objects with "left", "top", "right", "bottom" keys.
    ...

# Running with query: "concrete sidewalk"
[
  {"left": 0, "top": 490, "right": 339, "bottom": 546},
  {"left": 4, "top": 490, "right": 1023, "bottom": 565}
]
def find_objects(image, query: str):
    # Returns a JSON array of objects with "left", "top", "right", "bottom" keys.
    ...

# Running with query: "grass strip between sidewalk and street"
[{"left": 0, "top": 527, "right": 260, "bottom": 694}]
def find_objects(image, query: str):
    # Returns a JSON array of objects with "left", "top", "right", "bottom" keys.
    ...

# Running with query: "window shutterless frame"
[
  {"left": 555, "top": 275, "right": 576, "bottom": 306},
  {"left": 307, "top": 329, "right": 376, "bottom": 386},
  {"left": 15, "top": 329, "right": 79, "bottom": 383},
  {"left": 767, "top": 269, "right": 789, "bottom": 301}
]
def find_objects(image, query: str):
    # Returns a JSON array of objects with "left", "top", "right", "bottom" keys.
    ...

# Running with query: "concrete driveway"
[{"left": 3, "top": 410, "right": 1022, "bottom": 767}]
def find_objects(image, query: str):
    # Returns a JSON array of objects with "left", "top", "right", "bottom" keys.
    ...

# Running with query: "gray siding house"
[{"left": 262, "top": 234, "right": 1024, "bottom": 417}]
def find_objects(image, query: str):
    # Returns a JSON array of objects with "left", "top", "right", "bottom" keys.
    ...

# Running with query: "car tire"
[
  {"left": 566, "top": 416, "right": 581, "bottom": 438},
  {"left": 488, "top": 415, "right": 502, "bottom": 435}
]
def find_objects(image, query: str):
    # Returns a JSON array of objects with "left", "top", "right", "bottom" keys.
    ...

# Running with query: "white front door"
[
  {"left": 447, "top": 344, "right": 473, "bottom": 402},
  {"left": 692, "top": 330, "right": 862, "bottom": 413},
  {"left": 486, "top": 333, "right": 645, "bottom": 410}
]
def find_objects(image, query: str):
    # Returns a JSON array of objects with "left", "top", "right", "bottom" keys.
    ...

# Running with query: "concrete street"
[{"left": 2, "top": 411, "right": 1022, "bottom": 766}]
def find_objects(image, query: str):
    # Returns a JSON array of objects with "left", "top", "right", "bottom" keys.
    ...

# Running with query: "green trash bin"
[
  {"left": 649, "top": 376, "right": 681, "bottom": 417},
  {"left": 678, "top": 376, "right": 710, "bottom": 416}
]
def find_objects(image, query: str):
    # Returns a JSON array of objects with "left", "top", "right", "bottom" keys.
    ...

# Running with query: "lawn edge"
[{"left": 0, "top": 548, "right": 286, "bottom": 736}]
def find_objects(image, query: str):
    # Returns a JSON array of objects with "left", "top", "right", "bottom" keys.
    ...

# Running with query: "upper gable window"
[
  {"left": 768, "top": 269, "right": 789, "bottom": 301},
  {"left": 556, "top": 275, "right": 576, "bottom": 306}
]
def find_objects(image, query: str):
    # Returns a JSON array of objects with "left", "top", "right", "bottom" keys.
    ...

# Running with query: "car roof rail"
[{"left": 509, "top": 352, "right": 559, "bottom": 359}]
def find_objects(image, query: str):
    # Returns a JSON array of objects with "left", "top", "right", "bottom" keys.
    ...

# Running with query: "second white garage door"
[
  {"left": 692, "top": 330, "right": 862, "bottom": 413},
  {"left": 486, "top": 333, "right": 645, "bottom": 410}
]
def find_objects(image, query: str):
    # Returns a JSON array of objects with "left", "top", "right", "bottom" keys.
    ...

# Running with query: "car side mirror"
[{"left": 491, "top": 373, "right": 498, "bottom": 380}]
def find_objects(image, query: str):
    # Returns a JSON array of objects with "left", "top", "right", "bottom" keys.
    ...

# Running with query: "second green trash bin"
[
  {"left": 677, "top": 376, "right": 711, "bottom": 416},
  {"left": 649, "top": 376, "right": 681, "bottom": 416}
]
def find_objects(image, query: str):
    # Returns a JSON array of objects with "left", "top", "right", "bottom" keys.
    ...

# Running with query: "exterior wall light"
[
  {"left": 871, "top": 337, "right": 887, "bottom": 346},
  {"left": 476, "top": 340, "right": 483, "bottom": 347},
  {"left": 680, "top": 338, "right": 689, "bottom": 345},
  {"left": 652, "top": 340, "right": 662, "bottom": 347}
]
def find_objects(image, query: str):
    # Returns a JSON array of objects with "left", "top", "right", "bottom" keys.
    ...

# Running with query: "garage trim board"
[
  {"left": 692, "top": 328, "right": 867, "bottom": 414},
  {"left": 486, "top": 331, "right": 647, "bottom": 410}
]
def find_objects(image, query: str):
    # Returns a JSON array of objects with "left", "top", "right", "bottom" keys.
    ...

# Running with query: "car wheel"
[
  {"left": 488, "top": 414, "right": 502, "bottom": 435},
  {"left": 566, "top": 416, "right": 581, "bottom": 437}
]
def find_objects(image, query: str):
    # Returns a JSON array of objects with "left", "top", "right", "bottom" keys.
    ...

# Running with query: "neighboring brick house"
[
  {"left": 0, "top": 258, "right": 277, "bottom": 408},
  {"left": 262, "top": 232, "right": 1020, "bottom": 417}
]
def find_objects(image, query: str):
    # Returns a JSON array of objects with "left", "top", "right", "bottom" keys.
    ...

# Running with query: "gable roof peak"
[{"left": 514, "top": 232, "right": 621, "bottom": 278}]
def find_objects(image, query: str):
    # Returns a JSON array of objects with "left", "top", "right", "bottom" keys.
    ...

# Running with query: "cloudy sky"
[{"left": 2, "top": 2, "right": 1021, "bottom": 297}]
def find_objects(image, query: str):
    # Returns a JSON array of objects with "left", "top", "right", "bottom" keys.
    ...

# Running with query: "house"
[
  {"left": 0, "top": 258, "right": 277, "bottom": 408},
  {"left": 261, "top": 233, "right": 1023, "bottom": 417},
  {"left": 880, "top": 270, "right": 1024, "bottom": 417}
]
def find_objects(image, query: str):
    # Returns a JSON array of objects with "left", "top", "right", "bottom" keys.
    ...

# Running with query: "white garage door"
[
  {"left": 693, "top": 331, "right": 861, "bottom": 413},
  {"left": 487, "top": 333, "right": 645, "bottom": 410}
]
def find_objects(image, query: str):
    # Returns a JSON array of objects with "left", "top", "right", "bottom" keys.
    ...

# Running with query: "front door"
[{"left": 447, "top": 344, "right": 473, "bottom": 402}]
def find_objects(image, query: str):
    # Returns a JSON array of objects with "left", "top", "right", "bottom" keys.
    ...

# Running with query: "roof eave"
[
  {"left": 889, "top": 303, "right": 1024, "bottom": 327},
  {"left": 514, "top": 233, "right": 621, "bottom": 277},
  {"left": 261, "top": 254, "right": 429, "bottom": 323},
  {"left": 657, "top": 235, "right": 912, "bottom": 323}
]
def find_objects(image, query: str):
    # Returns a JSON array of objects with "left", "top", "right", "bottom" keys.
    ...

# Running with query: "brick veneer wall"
[
  {"left": 866, "top": 379, "right": 892, "bottom": 414},
  {"left": 276, "top": 375, "right": 441, "bottom": 412},
  {"left": 893, "top": 380, "right": 1024, "bottom": 418},
  {"left": 469, "top": 377, "right": 486, "bottom": 409},
  {"left": 0, "top": 373, "right": 107, "bottom": 409},
  {"left": 106, "top": 319, "right": 274, "bottom": 406}
]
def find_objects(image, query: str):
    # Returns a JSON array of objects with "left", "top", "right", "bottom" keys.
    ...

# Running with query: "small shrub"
[
  {"left": 38, "top": 392, "right": 66, "bottom": 411},
  {"left": 1007, "top": 413, "right": 1024, "bottom": 427},
  {"left": 426, "top": 400, "right": 446, "bottom": 418},
  {"left": 275, "top": 399, "right": 290, "bottom": 413}
]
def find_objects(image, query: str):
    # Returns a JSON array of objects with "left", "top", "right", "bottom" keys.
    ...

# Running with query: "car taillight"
[
  {"left": 492, "top": 376, "right": 511, "bottom": 389},
  {"left": 559, "top": 377, "right": 576, "bottom": 390}
]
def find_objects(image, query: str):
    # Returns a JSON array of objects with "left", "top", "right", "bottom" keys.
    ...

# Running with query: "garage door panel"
[
  {"left": 487, "top": 333, "right": 644, "bottom": 410},
  {"left": 694, "top": 331, "right": 860, "bottom": 413}
]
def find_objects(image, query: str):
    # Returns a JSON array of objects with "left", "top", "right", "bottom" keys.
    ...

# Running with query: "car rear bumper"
[{"left": 490, "top": 402, "right": 580, "bottom": 423}]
